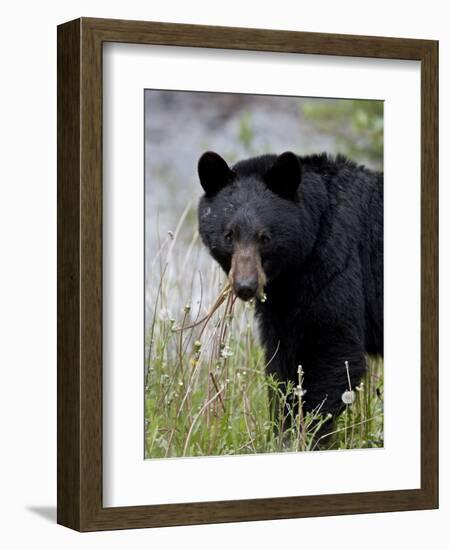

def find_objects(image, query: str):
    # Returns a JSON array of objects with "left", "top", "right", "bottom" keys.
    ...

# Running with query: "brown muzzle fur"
[{"left": 229, "top": 243, "right": 267, "bottom": 301}]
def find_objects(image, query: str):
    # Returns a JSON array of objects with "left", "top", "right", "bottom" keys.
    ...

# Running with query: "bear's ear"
[
  {"left": 265, "top": 151, "right": 302, "bottom": 200},
  {"left": 198, "top": 152, "right": 234, "bottom": 197}
]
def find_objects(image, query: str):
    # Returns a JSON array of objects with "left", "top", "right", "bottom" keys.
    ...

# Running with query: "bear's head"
[{"left": 197, "top": 151, "right": 305, "bottom": 302}]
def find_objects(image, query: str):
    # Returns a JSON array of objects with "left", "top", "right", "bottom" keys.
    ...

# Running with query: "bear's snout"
[
  {"left": 234, "top": 277, "right": 259, "bottom": 301},
  {"left": 229, "top": 244, "right": 267, "bottom": 301}
]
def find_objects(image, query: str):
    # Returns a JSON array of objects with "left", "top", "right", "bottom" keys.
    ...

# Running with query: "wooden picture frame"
[{"left": 57, "top": 17, "right": 438, "bottom": 531}]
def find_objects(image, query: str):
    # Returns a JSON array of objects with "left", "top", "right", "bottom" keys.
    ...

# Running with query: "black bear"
[{"left": 197, "top": 150, "right": 383, "bottom": 442}]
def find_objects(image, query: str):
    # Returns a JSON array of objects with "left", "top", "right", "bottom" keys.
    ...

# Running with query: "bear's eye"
[
  {"left": 260, "top": 233, "right": 271, "bottom": 245},
  {"left": 224, "top": 230, "right": 233, "bottom": 243}
]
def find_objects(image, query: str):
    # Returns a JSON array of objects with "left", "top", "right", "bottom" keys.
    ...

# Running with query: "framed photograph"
[{"left": 57, "top": 17, "right": 438, "bottom": 531}]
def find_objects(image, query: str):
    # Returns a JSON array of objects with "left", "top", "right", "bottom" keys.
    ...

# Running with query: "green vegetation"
[
  {"left": 238, "top": 111, "right": 255, "bottom": 152},
  {"left": 302, "top": 99, "right": 383, "bottom": 168}
]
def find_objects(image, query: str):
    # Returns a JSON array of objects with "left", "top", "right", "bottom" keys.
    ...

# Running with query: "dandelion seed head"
[{"left": 342, "top": 390, "right": 356, "bottom": 404}]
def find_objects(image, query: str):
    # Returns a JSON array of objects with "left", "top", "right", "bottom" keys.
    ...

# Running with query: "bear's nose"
[{"left": 234, "top": 278, "right": 258, "bottom": 301}]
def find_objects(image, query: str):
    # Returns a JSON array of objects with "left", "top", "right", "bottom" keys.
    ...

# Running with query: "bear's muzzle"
[{"left": 229, "top": 243, "right": 267, "bottom": 301}]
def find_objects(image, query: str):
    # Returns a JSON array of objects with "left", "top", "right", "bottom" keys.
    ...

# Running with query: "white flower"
[
  {"left": 220, "top": 345, "right": 234, "bottom": 359},
  {"left": 294, "top": 386, "right": 307, "bottom": 398},
  {"left": 341, "top": 390, "right": 356, "bottom": 405}
]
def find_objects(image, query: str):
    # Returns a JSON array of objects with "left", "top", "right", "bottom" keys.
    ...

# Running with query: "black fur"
[{"left": 197, "top": 151, "right": 383, "bottom": 438}]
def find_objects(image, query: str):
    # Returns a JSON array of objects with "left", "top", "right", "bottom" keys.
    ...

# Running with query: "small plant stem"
[{"left": 182, "top": 389, "right": 225, "bottom": 456}]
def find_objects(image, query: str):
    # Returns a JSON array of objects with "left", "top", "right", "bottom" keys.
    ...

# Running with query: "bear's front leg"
[{"left": 300, "top": 343, "right": 367, "bottom": 447}]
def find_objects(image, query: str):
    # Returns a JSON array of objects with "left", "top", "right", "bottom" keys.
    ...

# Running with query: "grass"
[{"left": 144, "top": 206, "right": 384, "bottom": 459}]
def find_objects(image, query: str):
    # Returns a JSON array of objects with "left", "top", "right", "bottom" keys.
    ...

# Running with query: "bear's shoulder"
[{"left": 299, "top": 152, "right": 378, "bottom": 178}]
